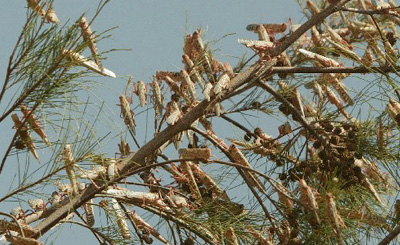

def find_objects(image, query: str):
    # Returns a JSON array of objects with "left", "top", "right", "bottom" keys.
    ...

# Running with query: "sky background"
[{"left": 0, "top": 1, "right": 306, "bottom": 244}]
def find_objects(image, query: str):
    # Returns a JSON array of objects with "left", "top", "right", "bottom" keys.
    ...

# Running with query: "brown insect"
[
  {"left": 323, "top": 86, "right": 349, "bottom": 118},
  {"left": 63, "top": 144, "right": 79, "bottom": 196},
  {"left": 20, "top": 105, "right": 51, "bottom": 147},
  {"left": 136, "top": 81, "right": 147, "bottom": 107},
  {"left": 119, "top": 95, "right": 136, "bottom": 134},
  {"left": 118, "top": 139, "right": 131, "bottom": 157},
  {"left": 152, "top": 79, "right": 164, "bottom": 117},
  {"left": 79, "top": 16, "right": 102, "bottom": 70},
  {"left": 28, "top": 199, "right": 46, "bottom": 212},
  {"left": 306, "top": 0, "right": 321, "bottom": 16},
  {"left": 11, "top": 114, "right": 39, "bottom": 160},
  {"left": 84, "top": 199, "right": 95, "bottom": 227},
  {"left": 181, "top": 69, "right": 197, "bottom": 100},
  {"left": 246, "top": 23, "right": 287, "bottom": 34},
  {"left": 127, "top": 210, "right": 169, "bottom": 244},
  {"left": 229, "top": 144, "right": 266, "bottom": 192},
  {"left": 26, "top": 0, "right": 59, "bottom": 24},
  {"left": 110, "top": 198, "right": 131, "bottom": 239},
  {"left": 299, "top": 179, "right": 320, "bottom": 224},
  {"left": 325, "top": 193, "right": 346, "bottom": 244},
  {"left": 299, "top": 49, "right": 341, "bottom": 67},
  {"left": 62, "top": 49, "right": 115, "bottom": 77},
  {"left": 224, "top": 227, "right": 239, "bottom": 245}
]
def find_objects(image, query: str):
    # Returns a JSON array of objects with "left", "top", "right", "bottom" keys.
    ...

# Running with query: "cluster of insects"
[{"left": 4, "top": 0, "right": 400, "bottom": 244}]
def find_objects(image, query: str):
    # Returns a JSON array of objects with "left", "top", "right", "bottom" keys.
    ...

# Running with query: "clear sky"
[{"left": 0, "top": 1, "right": 303, "bottom": 244}]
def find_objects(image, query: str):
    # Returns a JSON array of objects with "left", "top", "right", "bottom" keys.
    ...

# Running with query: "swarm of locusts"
[{"left": 5, "top": 0, "right": 400, "bottom": 244}]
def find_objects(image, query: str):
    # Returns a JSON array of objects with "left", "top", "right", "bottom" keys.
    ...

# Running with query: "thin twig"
[
  {"left": 0, "top": 166, "right": 64, "bottom": 202},
  {"left": 60, "top": 220, "right": 114, "bottom": 244},
  {"left": 256, "top": 80, "right": 326, "bottom": 146},
  {"left": 220, "top": 114, "right": 256, "bottom": 138},
  {"left": 31, "top": 1, "right": 351, "bottom": 237}
]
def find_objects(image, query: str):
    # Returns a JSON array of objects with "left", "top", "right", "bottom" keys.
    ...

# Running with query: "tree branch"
[
  {"left": 32, "top": 61, "right": 275, "bottom": 238},
  {"left": 271, "top": 0, "right": 351, "bottom": 57},
  {"left": 31, "top": 0, "right": 353, "bottom": 238},
  {"left": 272, "top": 65, "right": 400, "bottom": 73},
  {"left": 379, "top": 224, "right": 400, "bottom": 245}
]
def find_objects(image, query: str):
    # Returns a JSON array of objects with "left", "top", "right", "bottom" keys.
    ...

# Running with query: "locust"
[
  {"left": 62, "top": 49, "right": 116, "bottom": 78},
  {"left": 246, "top": 23, "right": 287, "bottom": 34},
  {"left": 214, "top": 102, "right": 222, "bottom": 116},
  {"left": 20, "top": 105, "right": 51, "bottom": 147},
  {"left": 362, "top": 177, "right": 384, "bottom": 205},
  {"left": 48, "top": 191, "right": 63, "bottom": 208},
  {"left": 324, "top": 24, "right": 351, "bottom": 49},
  {"left": 180, "top": 69, "right": 197, "bottom": 100},
  {"left": 311, "top": 26, "right": 324, "bottom": 48},
  {"left": 278, "top": 81, "right": 305, "bottom": 118},
  {"left": 119, "top": 95, "right": 136, "bottom": 134},
  {"left": 165, "top": 101, "right": 181, "bottom": 125},
  {"left": 84, "top": 199, "right": 95, "bottom": 227},
  {"left": 361, "top": 48, "right": 374, "bottom": 66},
  {"left": 299, "top": 48, "right": 341, "bottom": 67},
  {"left": 127, "top": 210, "right": 169, "bottom": 244},
  {"left": 192, "top": 30, "right": 213, "bottom": 74},
  {"left": 79, "top": 16, "right": 102, "bottom": 70},
  {"left": 323, "top": 85, "right": 349, "bottom": 118},
  {"left": 229, "top": 144, "right": 266, "bottom": 192},
  {"left": 179, "top": 158, "right": 202, "bottom": 201},
  {"left": 250, "top": 24, "right": 270, "bottom": 41},
  {"left": 105, "top": 188, "right": 171, "bottom": 212},
  {"left": 118, "top": 138, "right": 131, "bottom": 157},
  {"left": 224, "top": 227, "right": 239, "bottom": 245},
  {"left": 325, "top": 193, "right": 346, "bottom": 245},
  {"left": 182, "top": 54, "right": 205, "bottom": 89},
  {"left": 110, "top": 199, "right": 131, "bottom": 239},
  {"left": 238, "top": 39, "right": 274, "bottom": 49},
  {"left": 299, "top": 179, "right": 320, "bottom": 225},
  {"left": 26, "top": 0, "right": 59, "bottom": 24},
  {"left": 367, "top": 40, "right": 386, "bottom": 67},
  {"left": 137, "top": 80, "right": 147, "bottom": 107},
  {"left": 55, "top": 181, "right": 85, "bottom": 195},
  {"left": 306, "top": 0, "right": 321, "bottom": 16},
  {"left": 213, "top": 73, "right": 230, "bottom": 96},
  {"left": 275, "top": 181, "right": 294, "bottom": 210},
  {"left": 322, "top": 74, "right": 353, "bottom": 105},
  {"left": 377, "top": 120, "right": 384, "bottom": 150},
  {"left": 389, "top": 98, "right": 400, "bottom": 113},
  {"left": 28, "top": 199, "right": 46, "bottom": 212},
  {"left": 10, "top": 206, "right": 25, "bottom": 223},
  {"left": 11, "top": 114, "right": 39, "bottom": 160},
  {"left": 190, "top": 163, "right": 229, "bottom": 200},
  {"left": 152, "top": 79, "right": 164, "bottom": 117},
  {"left": 179, "top": 148, "right": 211, "bottom": 161},
  {"left": 246, "top": 227, "right": 274, "bottom": 245},
  {"left": 376, "top": 0, "right": 391, "bottom": 10},
  {"left": 63, "top": 144, "right": 79, "bottom": 196},
  {"left": 163, "top": 75, "right": 183, "bottom": 97},
  {"left": 203, "top": 82, "right": 213, "bottom": 101}
]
